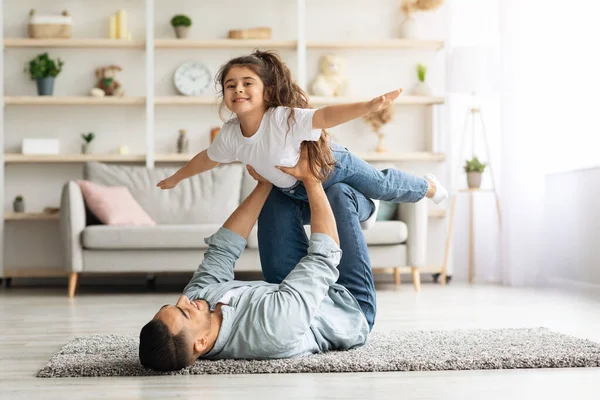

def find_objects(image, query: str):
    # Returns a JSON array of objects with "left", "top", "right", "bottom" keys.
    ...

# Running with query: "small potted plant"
[
  {"left": 24, "top": 52, "right": 64, "bottom": 96},
  {"left": 464, "top": 156, "right": 487, "bottom": 189},
  {"left": 81, "top": 132, "right": 95, "bottom": 154},
  {"left": 412, "top": 63, "right": 431, "bottom": 96},
  {"left": 13, "top": 195, "right": 25, "bottom": 213},
  {"left": 171, "top": 14, "right": 192, "bottom": 39}
]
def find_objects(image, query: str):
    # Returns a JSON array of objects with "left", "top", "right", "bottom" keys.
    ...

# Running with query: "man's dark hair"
[{"left": 139, "top": 319, "right": 192, "bottom": 371}]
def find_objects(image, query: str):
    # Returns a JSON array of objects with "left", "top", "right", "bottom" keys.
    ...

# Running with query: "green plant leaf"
[
  {"left": 81, "top": 132, "right": 95, "bottom": 143},
  {"left": 25, "top": 52, "right": 63, "bottom": 80},
  {"left": 463, "top": 156, "right": 487, "bottom": 172},
  {"left": 171, "top": 14, "right": 192, "bottom": 27},
  {"left": 417, "top": 63, "right": 427, "bottom": 82}
]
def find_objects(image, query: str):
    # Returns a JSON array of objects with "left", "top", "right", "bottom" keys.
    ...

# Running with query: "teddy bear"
[
  {"left": 90, "top": 65, "right": 124, "bottom": 97},
  {"left": 310, "top": 54, "right": 348, "bottom": 97}
]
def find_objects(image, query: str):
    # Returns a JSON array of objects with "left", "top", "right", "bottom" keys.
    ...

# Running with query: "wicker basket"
[
  {"left": 28, "top": 10, "right": 72, "bottom": 39},
  {"left": 228, "top": 27, "right": 271, "bottom": 40}
]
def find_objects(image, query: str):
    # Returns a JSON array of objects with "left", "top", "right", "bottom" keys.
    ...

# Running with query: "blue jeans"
[
  {"left": 279, "top": 143, "right": 428, "bottom": 210},
  {"left": 257, "top": 183, "right": 377, "bottom": 331}
]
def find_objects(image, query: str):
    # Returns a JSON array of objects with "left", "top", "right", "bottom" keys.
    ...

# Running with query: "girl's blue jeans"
[{"left": 257, "top": 143, "right": 428, "bottom": 331}]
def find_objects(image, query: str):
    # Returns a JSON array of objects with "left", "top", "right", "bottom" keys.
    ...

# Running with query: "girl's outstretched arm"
[
  {"left": 156, "top": 149, "right": 220, "bottom": 190},
  {"left": 312, "top": 88, "right": 402, "bottom": 130}
]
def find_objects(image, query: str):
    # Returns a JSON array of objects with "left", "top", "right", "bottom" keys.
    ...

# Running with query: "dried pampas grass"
[
  {"left": 364, "top": 106, "right": 394, "bottom": 133},
  {"left": 401, "top": 0, "right": 445, "bottom": 15}
]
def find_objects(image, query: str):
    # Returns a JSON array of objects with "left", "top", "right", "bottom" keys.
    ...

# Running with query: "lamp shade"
[{"left": 446, "top": 46, "right": 499, "bottom": 94}]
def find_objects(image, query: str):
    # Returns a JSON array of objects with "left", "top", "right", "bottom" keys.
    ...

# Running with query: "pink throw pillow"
[{"left": 77, "top": 180, "right": 156, "bottom": 226}]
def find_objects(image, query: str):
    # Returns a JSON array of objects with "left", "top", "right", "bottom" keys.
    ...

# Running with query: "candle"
[
  {"left": 127, "top": 32, "right": 132, "bottom": 40},
  {"left": 117, "top": 10, "right": 127, "bottom": 39},
  {"left": 109, "top": 15, "right": 117, "bottom": 39}
]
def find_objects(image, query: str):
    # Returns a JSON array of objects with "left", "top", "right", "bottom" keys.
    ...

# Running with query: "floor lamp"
[{"left": 442, "top": 46, "right": 502, "bottom": 284}]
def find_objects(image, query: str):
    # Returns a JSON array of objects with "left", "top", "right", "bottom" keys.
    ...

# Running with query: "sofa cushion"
[
  {"left": 304, "top": 220, "right": 408, "bottom": 245},
  {"left": 84, "top": 162, "right": 245, "bottom": 225},
  {"left": 82, "top": 224, "right": 222, "bottom": 249},
  {"left": 77, "top": 180, "right": 156, "bottom": 226}
]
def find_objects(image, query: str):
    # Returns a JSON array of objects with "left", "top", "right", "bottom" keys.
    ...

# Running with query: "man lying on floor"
[{"left": 139, "top": 151, "right": 370, "bottom": 372}]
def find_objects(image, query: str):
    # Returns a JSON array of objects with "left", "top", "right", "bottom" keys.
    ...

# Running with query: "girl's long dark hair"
[{"left": 215, "top": 49, "right": 335, "bottom": 182}]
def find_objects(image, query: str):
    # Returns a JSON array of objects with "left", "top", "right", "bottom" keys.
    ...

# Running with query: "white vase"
[
  {"left": 399, "top": 15, "right": 417, "bottom": 39},
  {"left": 413, "top": 81, "right": 432, "bottom": 96}
]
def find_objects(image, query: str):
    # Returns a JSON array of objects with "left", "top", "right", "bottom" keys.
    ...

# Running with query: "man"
[{"left": 139, "top": 149, "right": 371, "bottom": 371}]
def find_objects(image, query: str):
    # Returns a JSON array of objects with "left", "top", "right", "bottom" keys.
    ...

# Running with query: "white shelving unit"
[{"left": 0, "top": 0, "right": 447, "bottom": 279}]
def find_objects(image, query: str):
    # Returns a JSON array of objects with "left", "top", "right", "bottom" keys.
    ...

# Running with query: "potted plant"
[
  {"left": 171, "top": 14, "right": 192, "bottom": 39},
  {"left": 81, "top": 132, "right": 95, "bottom": 154},
  {"left": 24, "top": 52, "right": 64, "bottom": 96},
  {"left": 363, "top": 107, "right": 394, "bottom": 153},
  {"left": 413, "top": 63, "right": 432, "bottom": 96},
  {"left": 13, "top": 195, "right": 25, "bottom": 213},
  {"left": 464, "top": 156, "right": 487, "bottom": 189}
]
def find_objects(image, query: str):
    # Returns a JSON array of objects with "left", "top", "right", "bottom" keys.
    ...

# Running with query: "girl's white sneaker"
[{"left": 425, "top": 174, "right": 448, "bottom": 205}]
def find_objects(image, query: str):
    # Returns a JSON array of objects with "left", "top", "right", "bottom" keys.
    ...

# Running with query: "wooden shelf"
[
  {"left": 310, "top": 95, "right": 445, "bottom": 106},
  {"left": 4, "top": 96, "right": 145, "bottom": 106},
  {"left": 306, "top": 39, "right": 444, "bottom": 50},
  {"left": 3, "top": 38, "right": 145, "bottom": 49},
  {"left": 4, "top": 154, "right": 146, "bottom": 163},
  {"left": 153, "top": 95, "right": 444, "bottom": 106},
  {"left": 154, "top": 153, "right": 194, "bottom": 162},
  {"left": 3, "top": 95, "right": 443, "bottom": 106},
  {"left": 355, "top": 152, "right": 445, "bottom": 162},
  {"left": 4, "top": 212, "right": 59, "bottom": 221},
  {"left": 154, "top": 39, "right": 297, "bottom": 49},
  {"left": 153, "top": 152, "right": 444, "bottom": 163},
  {"left": 459, "top": 188, "right": 495, "bottom": 193},
  {"left": 154, "top": 96, "right": 217, "bottom": 105},
  {"left": 3, "top": 38, "right": 442, "bottom": 51}
]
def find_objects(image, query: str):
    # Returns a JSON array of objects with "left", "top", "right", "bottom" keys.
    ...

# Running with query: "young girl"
[{"left": 157, "top": 50, "right": 447, "bottom": 229}]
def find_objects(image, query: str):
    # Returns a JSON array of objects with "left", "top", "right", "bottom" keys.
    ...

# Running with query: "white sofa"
[{"left": 60, "top": 162, "right": 428, "bottom": 297}]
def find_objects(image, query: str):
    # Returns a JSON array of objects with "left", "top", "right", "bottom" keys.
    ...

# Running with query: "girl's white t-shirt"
[{"left": 207, "top": 106, "right": 322, "bottom": 188}]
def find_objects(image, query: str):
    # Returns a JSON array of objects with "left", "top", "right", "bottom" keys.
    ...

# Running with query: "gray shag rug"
[{"left": 37, "top": 328, "right": 600, "bottom": 377}]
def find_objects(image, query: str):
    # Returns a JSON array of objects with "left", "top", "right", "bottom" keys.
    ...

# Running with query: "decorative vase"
[
  {"left": 36, "top": 76, "right": 55, "bottom": 96},
  {"left": 177, "top": 129, "right": 189, "bottom": 153},
  {"left": 467, "top": 172, "right": 482, "bottom": 189},
  {"left": 375, "top": 132, "right": 387, "bottom": 153},
  {"left": 398, "top": 15, "right": 417, "bottom": 39},
  {"left": 13, "top": 199, "right": 25, "bottom": 213},
  {"left": 173, "top": 26, "right": 189, "bottom": 39},
  {"left": 81, "top": 142, "right": 91, "bottom": 154},
  {"left": 413, "top": 81, "right": 432, "bottom": 96}
]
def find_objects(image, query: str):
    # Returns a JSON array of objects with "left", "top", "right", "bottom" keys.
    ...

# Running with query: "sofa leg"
[
  {"left": 393, "top": 268, "right": 401, "bottom": 287},
  {"left": 410, "top": 267, "right": 421, "bottom": 292},
  {"left": 68, "top": 272, "right": 78, "bottom": 298}
]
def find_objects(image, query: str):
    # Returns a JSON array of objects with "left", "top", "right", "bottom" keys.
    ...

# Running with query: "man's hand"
[
  {"left": 367, "top": 88, "right": 403, "bottom": 113},
  {"left": 276, "top": 146, "right": 318, "bottom": 183},
  {"left": 156, "top": 175, "right": 180, "bottom": 190},
  {"left": 246, "top": 165, "right": 269, "bottom": 184}
]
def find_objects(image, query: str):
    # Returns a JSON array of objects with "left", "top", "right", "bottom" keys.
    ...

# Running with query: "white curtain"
[
  {"left": 497, "top": 0, "right": 600, "bottom": 285},
  {"left": 449, "top": 0, "right": 600, "bottom": 285}
]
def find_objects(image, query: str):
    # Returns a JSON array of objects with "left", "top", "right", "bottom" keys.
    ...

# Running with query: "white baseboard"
[{"left": 545, "top": 276, "right": 600, "bottom": 291}]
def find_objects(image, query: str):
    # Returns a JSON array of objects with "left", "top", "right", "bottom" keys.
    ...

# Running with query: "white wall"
[
  {"left": 543, "top": 167, "right": 600, "bottom": 288},
  {"left": 2, "top": 0, "right": 450, "bottom": 276}
]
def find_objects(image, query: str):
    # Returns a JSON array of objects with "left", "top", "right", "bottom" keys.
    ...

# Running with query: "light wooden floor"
[{"left": 1, "top": 281, "right": 599, "bottom": 400}]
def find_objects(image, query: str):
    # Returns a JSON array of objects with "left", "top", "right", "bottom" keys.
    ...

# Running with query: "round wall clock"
[{"left": 174, "top": 61, "right": 211, "bottom": 96}]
